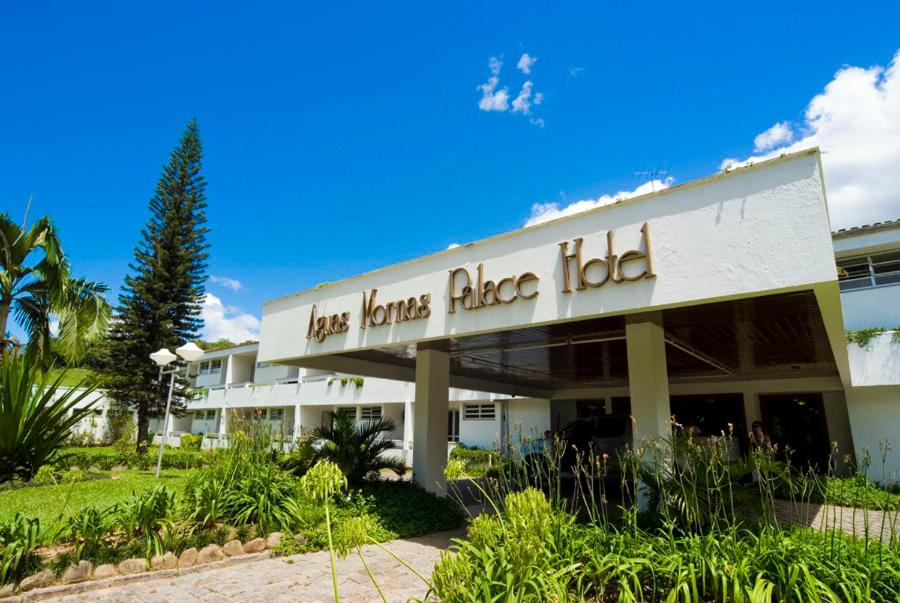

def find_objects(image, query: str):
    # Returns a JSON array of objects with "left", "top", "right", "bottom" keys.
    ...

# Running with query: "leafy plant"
[
  {"left": 111, "top": 484, "right": 176, "bottom": 559},
  {"left": 312, "top": 411, "right": 405, "bottom": 485},
  {"left": 0, "top": 211, "right": 111, "bottom": 368},
  {"left": 0, "top": 513, "right": 41, "bottom": 585},
  {"left": 846, "top": 327, "right": 887, "bottom": 349},
  {"left": 180, "top": 433, "right": 202, "bottom": 450},
  {"left": 0, "top": 354, "right": 100, "bottom": 482}
]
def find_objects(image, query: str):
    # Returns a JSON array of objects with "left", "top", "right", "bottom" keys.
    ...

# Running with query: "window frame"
[
  {"left": 359, "top": 406, "right": 382, "bottom": 421},
  {"left": 837, "top": 251, "right": 900, "bottom": 292},
  {"left": 463, "top": 403, "right": 496, "bottom": 421}
]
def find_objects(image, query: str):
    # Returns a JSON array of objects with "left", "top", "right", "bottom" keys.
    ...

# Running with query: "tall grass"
[{"left": 428, "top": 424, "right": 900, "bottom": 602}]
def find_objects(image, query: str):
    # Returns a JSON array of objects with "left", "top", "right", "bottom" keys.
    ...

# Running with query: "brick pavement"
[{"left": 28, "top": 530, "right": 463, "bottom": 603}]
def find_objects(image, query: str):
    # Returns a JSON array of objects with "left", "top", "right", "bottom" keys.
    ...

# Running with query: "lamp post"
[{"left": 149, "top": 342, "right": 204, "bottom": 478}]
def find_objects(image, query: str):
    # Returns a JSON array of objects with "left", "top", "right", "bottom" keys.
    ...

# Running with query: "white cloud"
[
  {"left": 721, "top": 50, "right": 900, "bottom": 230},
  {"left": 478, "top": 75, "right": 510, "bottom": 112},
  {"left": 447, "top": 242, "right": 461, "bottom": 250},
  {"left": 529, "top": 117, "right": 545, "bottom": 128},
  {"left": 210, "top": 274, "right": 243, "bottom": 291},
  {"left": 568, "top": 66, "right": 584, "bottom": 77},
  {"left": 512, "top": 81, "right": 535, "bottom": 114},
  {"left": 201, "top": 293, "right": 259, "bottom": 342},
  {"left": 753, "top": 122, "right": 794, "bottom": 152},
  {"left": 525, "top": 179, "right": 673, "bottom": 227},
  {"left": 488, "top": 56, "right": 502, "bottom": 76},
  {"left": 517, "top": 53, "right": 537, "bottom": 74}
]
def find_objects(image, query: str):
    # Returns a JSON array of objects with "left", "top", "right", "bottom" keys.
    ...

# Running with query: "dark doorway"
[
  {"left": 670, "top": 394, "right": 747, "bottom": 456},
  {"left": 759, "top": 393, "right": 830, "bottom": 472}
]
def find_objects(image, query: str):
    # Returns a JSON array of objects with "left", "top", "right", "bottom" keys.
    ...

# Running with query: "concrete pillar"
[
  {"left": 292, "top": 403, "right": 302, "bottom": 442},
  {"left": 625, "top": 313, "right": 672, "bottom": 509},
  {"left": 742, "top": 391, "right": 761, "bottom": 438},
  {"left": 403, "top": 385, "right": 414, "bottom": 467},
  {"left": 413, "top": 347, "right": 449, "bottom": 495}
]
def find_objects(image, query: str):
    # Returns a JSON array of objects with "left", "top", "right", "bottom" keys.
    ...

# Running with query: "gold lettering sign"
[
  {"left": 361, "top": 289, "right": 431, "bottom": 329},
  {"left": 306, "top": 304, "right": 351, "bottom": 343},
  {"left": 559, "top": 222, "right": 654, "bottom": 293},
  {"left": 448, "top": 263, "right": 539, "bottom": 313}
]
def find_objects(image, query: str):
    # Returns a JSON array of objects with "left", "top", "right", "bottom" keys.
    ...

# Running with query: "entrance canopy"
[{"left": 259, "top": 149, "right": 849, "bottom": 394}]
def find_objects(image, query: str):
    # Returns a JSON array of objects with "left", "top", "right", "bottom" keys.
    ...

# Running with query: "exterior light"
[
  {"left": 176, "top": 342, "right": 204, "bottom": 363},
  {"left": 150, "top": 348, "right": 178, "bottom": 367}
]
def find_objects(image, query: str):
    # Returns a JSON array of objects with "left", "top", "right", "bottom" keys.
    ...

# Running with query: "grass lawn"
[
  {"left": 47, "top": 367, "right": 99, "bottom": 387},
  {"left": 0, "top": 469, "right": 195, "bottom": 533},
  {"left": 60, "top": 446, "right": 118, "bottom": 457}
]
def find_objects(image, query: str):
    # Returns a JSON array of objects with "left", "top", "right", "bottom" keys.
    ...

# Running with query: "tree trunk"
[
  {"left": 136, "top": 401, "right": 150, "bottom": 454},
  {"left": 0, "top": 301, "right": 9, "bottom": 343}
]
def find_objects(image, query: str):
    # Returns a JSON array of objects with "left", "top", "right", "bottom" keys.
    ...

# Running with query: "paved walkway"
[
  {"left": 36, "top": 530, "right": 463, "bottom": 603},
  {"left": 774, "top": 500, "right": 899, "bottom": 543}
]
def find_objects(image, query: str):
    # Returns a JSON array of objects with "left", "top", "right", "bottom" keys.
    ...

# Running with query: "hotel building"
[{"left": 141, "top": 149, "right": 898, "bottom": 493}]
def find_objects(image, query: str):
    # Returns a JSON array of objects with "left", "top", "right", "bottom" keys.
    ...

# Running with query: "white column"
[
  {"left": 403, "top": 384, "right": 414, "bottom": 467},
  {"left": 220, "top": 406, "right": 229, "bottom": 448},
  {"left": 292, "top": 403, "right": 302, "bottom": 442},
  {"left": 626, "top": 313, "right": 672, "bottom": 509},
  {"left": 413, "top": 347, "right": 449, "bottom": 495},
  {"left": 742, "top": 391, "right": 761, "bottom": 437}
]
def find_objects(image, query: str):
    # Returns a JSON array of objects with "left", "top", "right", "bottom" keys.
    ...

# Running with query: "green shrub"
[
  {"left": 311, "top": 412, "right": 405, "bottom": 485},
  {"left": 184, "top": 427, "right": 302, "bottom": 533},
  {"left": 0, "top": 355, "right": 101, "bottom": 482},
  {"left": 0, "top": 513, "right": 41, "bottom": 585},
  {"left": 449, "top": 445, "right": 501, "bottom": 477},
  {"left": 357, "top": 481, "right": 464, "bottom": 539},
  {"left": 180, "top": 434, "right": 202, "bottom": 450},
  {"left": 111, "top": 485, "right": 176, "bottom": 559}
]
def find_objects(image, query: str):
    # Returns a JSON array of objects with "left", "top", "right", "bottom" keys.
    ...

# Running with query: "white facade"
[{"left": 76, "top": 151, "right": 900, "bottom": 489}]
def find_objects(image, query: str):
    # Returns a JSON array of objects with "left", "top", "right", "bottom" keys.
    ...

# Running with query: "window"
[
  {"left": 199, "top": 362, "right": 210, "bottom": 375},
  {"left": 837, "top": 251, "right": 900, "bottom": 291},
  {"left": 463, "top": 403, "right": 496, "bottom": 420},
  {"left": 209, "top": 359, "right": 223, "bottom": 374},
  {"left": 256, "top": 361, "right": 273, "bottom": 369},
  {"left": 360, "top": 406, "right": 382, "bottom": 420},
  {"left": 448, "top": 410, "right": 460, "bottom": 442},
  {"left": 205, "top": 410, "right": 216, "bottom": 421},
  {"left": 337, "top": 407, "right": 357, "bottom": 420},
  {"left": 268, "top": 408, "right": 284, "bottom": 421}
]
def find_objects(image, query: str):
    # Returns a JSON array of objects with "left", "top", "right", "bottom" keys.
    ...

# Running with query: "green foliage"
[
  {"left": 0, "top": 355, "right": 100, "bottom": 482},
  {"left": 111, "top": 484, "right": 176, "bottom": 559},
  {"left": 59, "top": 448, "right": 206, "bottom": 472},
  {"left": 100, "top": 119, "right": 210, "bottom": 450},
  {"left": 429, "top": 433, "right": 900, "bottom": 602},
  {"left": 311, "top": 411, "right": 405, "bottom": 485},
  {"left": 822, "top": 476, "right": 900, "bottom": 510},
  {"left": 179, "top": 433, "right": 202, "bottom": 450},
  {"left": 183, "top": 428, "right": 302, "bottom": 533},
  {"left": 0, "top": 514, "right": 41, "bottom": 585},
  {"left": 357, "top": 481, "right": 464, "bottom": 539},
  {"left": 846, "top": 327, "right": 887, "bottom": 349},
  {"left": 449, "top": 445, "right": 501, "bottom": 478},
  {"left": 0, "top": 212, "right": 111, "bottom": 369}
]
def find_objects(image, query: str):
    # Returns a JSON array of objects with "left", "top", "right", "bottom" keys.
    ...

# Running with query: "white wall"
[
  {"left": 459, "top": 402, "right": 501, "bottom": 449},
  {"left": 228, "top": 355, "right": 255, "bottom": 384},
  {"left": 254, "top": 363, "right": 299, "bottom": 385},
  {"left": 507, "top": 398, "right": 551, "bottom": 443},
  {"left": 260, "top": 152, "right": 837, "bottom": 368},
  {"left": 848, "top": 332, "right": 900, "bottom": 386},
  {"left": 846, "top": 385, "right": 900, "bottom": 482},
  {"left": 841, "top": 287, "right": 900, "bottom": 331}
]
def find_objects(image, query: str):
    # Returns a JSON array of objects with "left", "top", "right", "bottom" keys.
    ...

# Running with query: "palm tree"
[
  {"left": 0, "top": 211, "right": 111, "bottom": 368},
  {"left": 312, "top": 411, "right": 406, "bottom": 485}
]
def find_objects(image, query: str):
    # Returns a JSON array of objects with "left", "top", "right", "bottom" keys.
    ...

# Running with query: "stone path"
[
  {"left": 30, "top": 530, "right": 463, "bottom": 603},
  {"left": 774, "top": 500, "right": 899, "bottom": 543}
]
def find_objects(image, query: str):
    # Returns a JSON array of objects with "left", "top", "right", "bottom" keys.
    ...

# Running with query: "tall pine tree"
[{"left": 104, "top": 119, "right": 209, "bottom": 451}]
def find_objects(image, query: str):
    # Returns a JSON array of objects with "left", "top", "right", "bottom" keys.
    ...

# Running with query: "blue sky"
[{"left": 2, "top": 1, "right": 900, "bottom": 341}]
